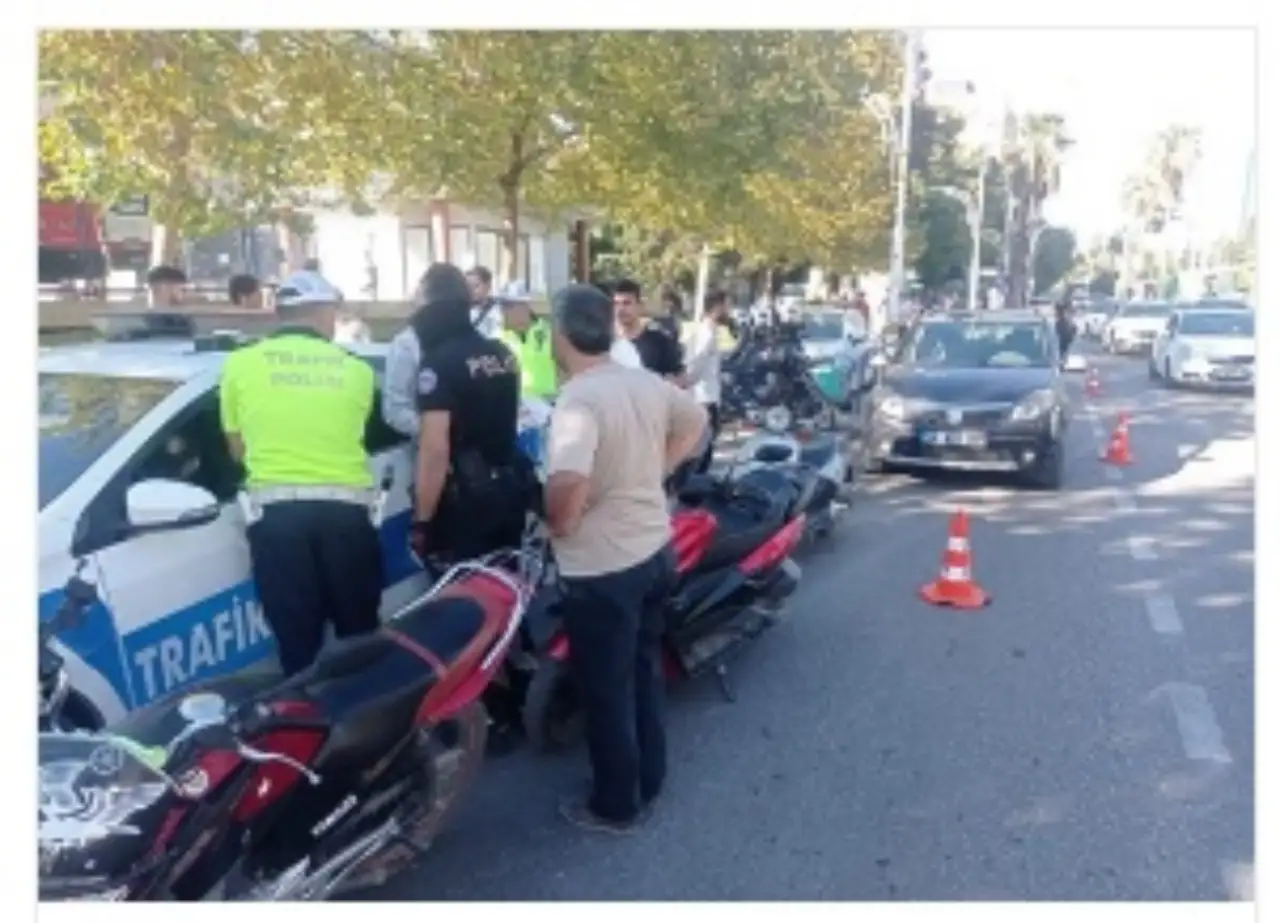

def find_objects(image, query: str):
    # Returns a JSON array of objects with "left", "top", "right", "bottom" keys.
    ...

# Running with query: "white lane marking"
[
  {"left": 1163, "top": 682, "right": 1233, "bottom": 764},
  {"left": 1104, "top": 467, "right": 1123, "bottom": 482},
  {"left": 1113, "top": 493, "right": 1137, "bottom": 514},
  {"left": 1144, "top": 594, "right": 1184, "bottom": 636},
  {"left": 1177, "top": 443, "right": 1197, "bottom": 460},
  {"left": 1128, "top": 535, "right": 1158, "bottom": 561}
]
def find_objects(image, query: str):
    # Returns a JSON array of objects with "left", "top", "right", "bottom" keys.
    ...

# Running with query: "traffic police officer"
[
  {"left": 219, "top": 269, "right": 383, "bottom": 677},
  {"left": 409, "top": 263, "right": 532, "bottom": 564},
  {"left": 497, "top": 281, "right": 558, "bottom": 400}
]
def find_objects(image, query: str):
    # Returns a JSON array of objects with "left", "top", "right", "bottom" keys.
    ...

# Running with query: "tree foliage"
[
  {"left": 38, "top": 30, "right": 379, "bottom": 258},
  {"left": 1032, "top": 225, "right": 1077, "bottom": 295}
]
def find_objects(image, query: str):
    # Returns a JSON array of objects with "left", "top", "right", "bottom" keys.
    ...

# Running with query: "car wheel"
[{"left": 1025, "top": 442, "right": 1064, "bottom": 490}]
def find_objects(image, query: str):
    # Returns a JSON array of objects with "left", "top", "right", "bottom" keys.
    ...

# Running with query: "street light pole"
[
  {"left": 885, "top": 28, "right": 920, "bottom": 337},
  {"left": 967, "top": 157, "right": 986, "bottom": 311}
]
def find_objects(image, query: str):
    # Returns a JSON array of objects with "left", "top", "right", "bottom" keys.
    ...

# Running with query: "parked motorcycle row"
[{"left": 37, "top": 313, "right": 866, "bottom": 902}]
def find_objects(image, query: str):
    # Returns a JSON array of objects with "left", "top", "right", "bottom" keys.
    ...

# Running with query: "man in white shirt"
[
  {"left": 466, "top": 265, "right": 504, "bottom": 339},
  {"left": 683, "top": 288, "right": 731, "bottom": 473}
]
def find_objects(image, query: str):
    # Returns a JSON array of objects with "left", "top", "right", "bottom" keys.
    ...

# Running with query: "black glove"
[{"left": 408, "top": 519, "right": 436, "bottom": 566}]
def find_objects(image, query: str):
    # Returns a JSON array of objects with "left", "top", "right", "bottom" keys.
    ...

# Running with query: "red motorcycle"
[
  {"left": 38, "top": 553, "right": 533, "bottom": 901},
  {"left": 520, "top": 467, "right": 809, "bottom": 752}
]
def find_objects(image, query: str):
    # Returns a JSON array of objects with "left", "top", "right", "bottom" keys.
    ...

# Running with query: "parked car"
[
  {"left": 798, "top": 307, "right": 871, "bottom": 402},
  {"left": 1150, "top": 307, "right": 1255, "bottom": 389},
  {"left": 1079, "top": 300, "right": 1119, "bottom": 338},
  {"left": 1102, "top": 301, "right": 1175, "bottom": 355},
  {"left": 39, "top": 324, "right": 430, "bottom": 728}
]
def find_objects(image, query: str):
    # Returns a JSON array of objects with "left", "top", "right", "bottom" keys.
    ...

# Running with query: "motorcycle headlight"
[
  {"left": 1009, "top": 389, "right": 1057, "bottom": 422},
  {"left": 763, "top": 405, "right": 793, "bottom": 433},
  {"left": 876, "top": 394, "right": 907, "bottom": 420}
]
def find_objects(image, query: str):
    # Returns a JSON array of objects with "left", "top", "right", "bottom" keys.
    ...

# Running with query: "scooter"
[
  {"left": 728, "top": 403, "right": 854, "bottom": 543},
  {"left": 520, "top": 466, "right": 809, "bottom": 752},
  {"left": 38, "top": 551, "right": 535, "bottom": 902}
]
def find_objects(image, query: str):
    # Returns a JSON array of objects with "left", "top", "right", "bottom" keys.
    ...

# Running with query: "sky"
[{"left": 923, "top": 28, "right": 1257, "bottom": 248}]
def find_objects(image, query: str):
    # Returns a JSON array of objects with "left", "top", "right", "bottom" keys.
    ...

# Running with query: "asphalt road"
[{"left": 370, "top": 341, "right": 1255, "bottom": 901}]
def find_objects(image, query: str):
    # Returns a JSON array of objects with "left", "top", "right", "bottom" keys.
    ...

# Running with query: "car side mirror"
[{"left": 126, "top": 479, "right": 220, "bottom": 533}]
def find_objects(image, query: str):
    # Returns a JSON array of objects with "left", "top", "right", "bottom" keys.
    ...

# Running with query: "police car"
[{"left": 39, "top": 323, "right": 433, "bottom": 728}]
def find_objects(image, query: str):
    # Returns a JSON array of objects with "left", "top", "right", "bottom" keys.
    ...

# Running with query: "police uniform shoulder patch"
[{"left": 417, "top": 367, "right": 438, "bottom": 395}]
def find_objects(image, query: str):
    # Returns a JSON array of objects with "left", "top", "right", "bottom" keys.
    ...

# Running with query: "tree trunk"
[{"left": 502, "top": 180, "right": 520, "bottom": 285}]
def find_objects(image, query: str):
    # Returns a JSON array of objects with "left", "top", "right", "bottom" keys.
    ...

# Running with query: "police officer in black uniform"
[{"left": 407, "top": 263, "right": 532, "bottom": 566}]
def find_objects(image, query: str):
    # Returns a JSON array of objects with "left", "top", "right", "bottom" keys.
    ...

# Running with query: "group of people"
[{"left": 215, "top": 260, "right": 733, "bottom": 835}]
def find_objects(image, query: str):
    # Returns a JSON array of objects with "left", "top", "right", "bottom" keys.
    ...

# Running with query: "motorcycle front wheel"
[{"left": 336, "top": 703, "right": 490, "bottom": 895}]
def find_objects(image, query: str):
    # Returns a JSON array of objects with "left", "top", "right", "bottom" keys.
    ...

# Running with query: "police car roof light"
[
  {"left": 97, "top": 312, "right": 198, "bottom": 342},
  {"left": 193, "top": 331, "right": 257, "bottom": 353}
]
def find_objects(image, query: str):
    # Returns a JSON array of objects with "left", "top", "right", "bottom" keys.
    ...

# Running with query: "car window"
[
  {"left": 39, "top": 373, "right": 180, "bottom": 510},
  {"left": 1178, "top": 312, "right": 1254, "bottom": 337},
  {"left": 1195, "top": 299, "right": 1249, "bottom": 312},
  {"left": 903, "top": 322, "right": 1052, "bottom": 369},
  {"left": 802, "top": 313, "right": 845, "bottom": 341},
  {"left": 1119, "top": 303, "right": 1173, "bottom": 318},
  {"left": 130, "top": 392, "right": 242, "bottom": 503}
]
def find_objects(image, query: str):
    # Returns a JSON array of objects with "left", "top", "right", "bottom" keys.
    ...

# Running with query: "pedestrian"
[
  {"left": 228, "top": 273, "right": 263, "bottom": 310},
  {"left": 466, "top": 265, "right": 504, "bottom": 340},
  {"left": 382, "top": 282, "right": 432, "bottom": 442},
  {"left": 543, "top": 283, "right": 708, "bottom": 833},
  {"left": 612, "top": 278, "right": 686, "bottom": 382},
  {"left": 146, "top": 265, "right": 187, "bottom": 309},
  {"left": 496, "top": 281, "right": 558, "bottom": 400},
  {"left": 684, "top": 288, "right": 731, "bottom": 474},
  {"left": 657, "top": 285, "right": 684, "bottom": 341},
  {"left": 408, "top": 263, "right": 533, "bottom": 565},
  {"left": 218, "top": 269, "right": 383, "bottom": 677}
]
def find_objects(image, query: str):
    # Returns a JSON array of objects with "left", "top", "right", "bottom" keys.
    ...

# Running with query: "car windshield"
[
  {"left": 802, "top": 313, "right": 845, "bottom": 341},
  {"left": 39, "top": 373, "right": 179, "bottom": 510},
  {"left": 903, "top": 321, "right": 1052, "bottom": 369},
  {"left": 1119, "top": 303, "right": 1172, "bottom": 318},
  {"left": 1180, "top": 312, "right": 1255, "bottom": 337},
  {"left": 1195, "top": 299, "right": 1249, "bottom": 312}
]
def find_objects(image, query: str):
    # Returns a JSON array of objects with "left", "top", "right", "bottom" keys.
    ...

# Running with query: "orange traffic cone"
[
  {"left": 1100, "top": 412, "right": 1133, "bottom": 466},
  {"left": 919, "top": 509, "right": 990, "bottom": 609},
  {"left": 1085, "top": 367, "right": 1102, "bottom": 398}
]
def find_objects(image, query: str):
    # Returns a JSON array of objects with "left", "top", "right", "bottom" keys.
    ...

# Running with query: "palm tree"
[
  {"left": 1121, "top": 124, "right": 1203, "bottom": 294},
  {"left": 1003, "top": 112, "right": 1072, "bottom": 304}
]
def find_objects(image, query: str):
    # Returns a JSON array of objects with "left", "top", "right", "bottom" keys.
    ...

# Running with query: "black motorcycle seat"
[
  {"left": 692, "top": 472, "right": 792, "bottom": 572},
  {"left": 303, "top": 595, "right": 488, "bottom": 772}
]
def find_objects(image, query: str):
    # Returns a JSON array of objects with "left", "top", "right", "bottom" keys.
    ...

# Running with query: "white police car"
[{"left": 39, "top": 328, "right": 433, "bottom": 728}]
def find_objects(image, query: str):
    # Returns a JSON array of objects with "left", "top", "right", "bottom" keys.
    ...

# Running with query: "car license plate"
[
  {"left": 1212, "top": 368, "right": 1250, "bottom": 381},
  {"left": 922, "top": 430, "right": 987, "bottom": 448}
]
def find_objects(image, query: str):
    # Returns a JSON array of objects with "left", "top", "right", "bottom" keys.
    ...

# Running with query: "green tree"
[
  {"left": 1003, "top": 111, "right": 1072, "bottom": 306},
  {"left": 1032, "top": 225, "right": 1077, "bottom": 295},
  {"left": 38, "top": 30, "right": 376, "bottom": 261}
]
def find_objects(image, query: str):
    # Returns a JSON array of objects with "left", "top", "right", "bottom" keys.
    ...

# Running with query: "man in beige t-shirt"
[{"left": 543, "top": 283, "right": 707, "bottom": 834}]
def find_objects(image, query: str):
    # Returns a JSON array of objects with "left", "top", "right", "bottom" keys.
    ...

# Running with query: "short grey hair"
[{"left": 551, "top": 284, "right": 615, "bottom": 356}]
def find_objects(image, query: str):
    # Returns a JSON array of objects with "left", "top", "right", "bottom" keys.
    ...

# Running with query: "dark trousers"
[
  {"left": 248, "top": 500, "right": 384, "bottom": 676},
  {"left": 562, "top": 546, "right": 677, "bottom": 821},
  {"left": 694, "top": 402, "right": 721, "bottom": 475}
]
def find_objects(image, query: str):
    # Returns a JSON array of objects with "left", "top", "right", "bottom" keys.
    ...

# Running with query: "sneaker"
[{"left": 558, "top": 795, "right": 651, "bottom": 835}]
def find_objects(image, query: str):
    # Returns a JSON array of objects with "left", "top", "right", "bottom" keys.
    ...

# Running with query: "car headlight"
[
  {"left": 1179, "top": 348, "right": 1209, "bottom": 369},
  {"left": 1009, "top": 389, "right": 1056, "bottom": 422},
  {"left": 876, "top": 393, "right": 907, "bottom": 420}
]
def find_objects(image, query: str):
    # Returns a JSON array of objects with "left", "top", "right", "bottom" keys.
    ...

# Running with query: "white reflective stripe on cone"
[
  {"left": 943, "top": 566, "right": 970, "bottom": 581},
  {"left": 946, "top": 537, "right": 968, "bottom": 552}
]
